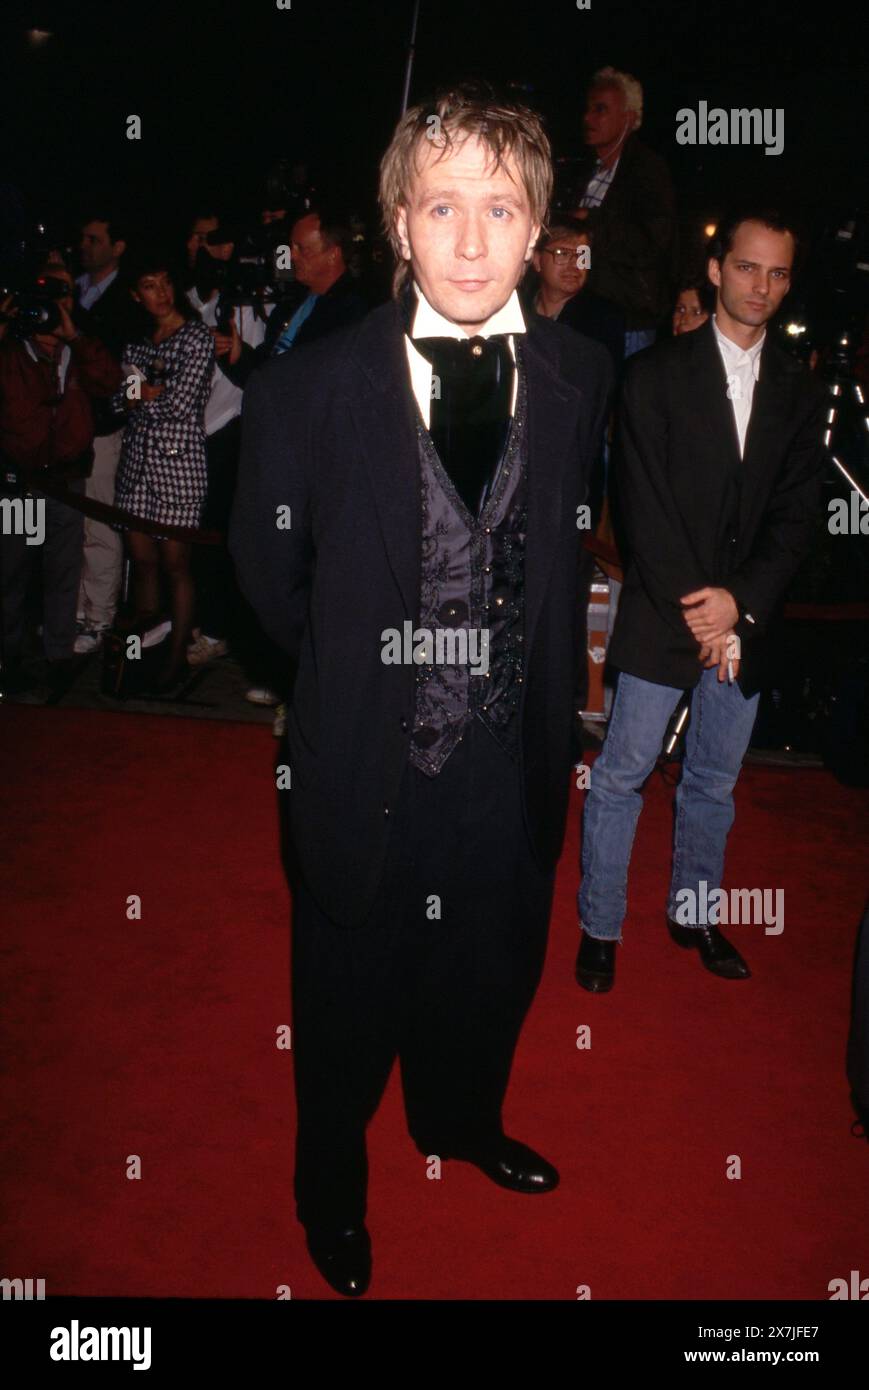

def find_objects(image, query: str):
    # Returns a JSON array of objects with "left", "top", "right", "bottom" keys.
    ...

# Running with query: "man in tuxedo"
[
  {"left": 229, "top": 84, "right": 611, "bottom": 1295},
  {"left": 576, "top": 209, "right": 828, "bottom": 993}
]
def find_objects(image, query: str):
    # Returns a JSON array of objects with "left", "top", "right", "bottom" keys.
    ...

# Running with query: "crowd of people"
[{"left": 0, "top": 65, "right": 825, "bottom": 710}]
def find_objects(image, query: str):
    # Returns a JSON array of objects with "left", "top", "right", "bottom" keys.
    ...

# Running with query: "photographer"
[
  {"left": 184, "top": 220, "right": 270, "bottom": 671},
  {"left": 0, "top": 264, "right": 121, "bottom": 694}
]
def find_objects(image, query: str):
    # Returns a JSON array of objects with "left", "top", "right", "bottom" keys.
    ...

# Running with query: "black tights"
[{"left": 126, "top": 532, "right": 195, "bottom": 680}]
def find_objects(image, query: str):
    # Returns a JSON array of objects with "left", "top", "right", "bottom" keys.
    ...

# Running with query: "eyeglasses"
[{"left": 541, "top": 247, "right": 587, "bottom": 263}]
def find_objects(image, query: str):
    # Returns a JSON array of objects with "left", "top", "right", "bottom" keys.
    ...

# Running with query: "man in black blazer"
[
  {"left": 571, "top": 66, "right": 679, "bottom": 346},
  {"left": 229, "top": 85, "right": 611, "bottom": 1296},
  {"left": 576, "top": 210, "right": 828, "bottom": 993}
]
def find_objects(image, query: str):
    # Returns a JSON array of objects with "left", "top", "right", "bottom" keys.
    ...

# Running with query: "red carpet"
[{"left": 2, "top": 705, "right": 867, "bottom": 1300}]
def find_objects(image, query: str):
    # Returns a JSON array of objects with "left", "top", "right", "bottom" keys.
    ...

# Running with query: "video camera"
[
  {"left": 0, "top": 272, "right": 70, "bottom": 338},
  {"left": 193, "top": 222, "right": 295, "bottom": 332}
]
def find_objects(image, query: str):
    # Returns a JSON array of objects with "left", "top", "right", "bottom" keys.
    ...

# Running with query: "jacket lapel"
[
  {"left": 739, "top": 337, "right": 797, "bottom": 527},
  {"left": 521, "top": 317, "right": 586, "bottom": 651},
  {"left": 348, "top": 299, "right": 587, "bottom": 643},
  {"left": 349, "top": 301, "right": 422, "bottom": 622},
  {"left": 689, "top": 319, "right": 743, "bottom": 478}
]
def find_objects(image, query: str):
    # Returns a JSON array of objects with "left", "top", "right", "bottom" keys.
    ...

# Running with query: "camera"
[{"left": 0, "top": 273, "right": 69, "bottom": 338}]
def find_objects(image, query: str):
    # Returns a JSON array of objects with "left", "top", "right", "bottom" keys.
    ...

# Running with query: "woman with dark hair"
[
  {"left": 671, "top": 278, "right": 715, "bottom": 335},
  {"left": 109, "top": 248, "right": 214, "bottom": 691}
]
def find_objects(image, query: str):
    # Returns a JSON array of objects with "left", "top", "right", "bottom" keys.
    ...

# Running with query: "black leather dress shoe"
[
  {"left": 575, "top": 932, "right": 616, "bottom": 992},
  {"left": 442, "top": 1136, "right": 559, "bottom": 1193},
  {"left": 305, "top": 1224, "right": 372, "bottom": 1297},
  {"left": 666, "top": 917, "right": 751, "bottom": 979}
]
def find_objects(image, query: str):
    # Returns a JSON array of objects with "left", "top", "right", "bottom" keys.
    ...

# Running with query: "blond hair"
[
  {"left": 590, "top": 66, "right": 644, "bottom": 129},
  {"left": 378, "top": 83, "right": 554, "bottom": 298}
]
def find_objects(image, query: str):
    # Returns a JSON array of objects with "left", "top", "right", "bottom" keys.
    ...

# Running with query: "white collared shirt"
[
  {"left": 75, "top": 267, "right": 118, "bottom": 311},
  {"left": 24, "top": 339, "right": 71, "bottom": 392},
  {"left": 187, "top": 287, "right": 267, "bottom": 435},
  {"left": 712, "top": 313, "right": 765, "bottom": 457},
  {"left": 403, "top": 282, "right": 526, "bottom": 428}
]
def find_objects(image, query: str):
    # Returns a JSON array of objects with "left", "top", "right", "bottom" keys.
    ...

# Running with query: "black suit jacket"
[
  {"left": 608, "top": 318, "right": 828, "bottom": 695},
  {"left": 229, "top": 297, "right": 612, "bottom": 926},
  {"left": 578, "top": 135, "right": 679, "bottom": 330},
  {"left": 262, "top": 271, "right": 369, "bottom": 356},
  {"left": 74, "top": 274, "right": 140, "bottom": 434},
  {"left": 556, "top": 288, "right": 626, "bottom": 375}
]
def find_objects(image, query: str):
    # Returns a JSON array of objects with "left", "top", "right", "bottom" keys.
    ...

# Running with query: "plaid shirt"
[{"left": 578, "top": 156, "right": 621, "bottom": 209}]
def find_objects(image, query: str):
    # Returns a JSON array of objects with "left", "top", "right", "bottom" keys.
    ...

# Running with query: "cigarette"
[{"left": 727, "top": 659, "right": 734, "bottom": 684}]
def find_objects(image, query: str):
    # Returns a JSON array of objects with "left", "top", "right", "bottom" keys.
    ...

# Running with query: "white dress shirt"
[
  {"left": 187, "top": 288, "right": 267, "bottom": 436},
  {"left": 403, "top": 282, "right": 526, "bottom": 428},
  {"left": 712, "top": 313, "right": 765, "bottom": 458},
  {"left": 75, "top": 267, "right": 118, "bottom": 310}
]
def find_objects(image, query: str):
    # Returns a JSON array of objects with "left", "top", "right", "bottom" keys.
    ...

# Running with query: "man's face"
[
  {"left": 79, "top": 221, "right": 123, "bottom": 274},
  {"left": 533, "top": 232, "right": 590, "bottom": 297},
  {"left": 583, "top": 84, "right": 631, "bottom": 152},
  {"left": 708, "top": 221, "right": 794, "bottom": 330},
  {"left": 291, "top": 214, "right": 338, "bottom": 292},
  {"left": 395, "top": 134, "right": 540, "bottom": 333},
  {"left": 204, "top": 238, "right": 234, "bottom": 263},
  {"left": 186, "top": 216, "right": 219, "bottom": 267}
]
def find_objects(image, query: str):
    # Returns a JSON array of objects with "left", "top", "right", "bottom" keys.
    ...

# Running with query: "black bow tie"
[
  {"left": 412, "top": 334, "right": 514, "bottom": 518},
  {"left": 412, "top": 332, "right": 511, "bottom": 370}
]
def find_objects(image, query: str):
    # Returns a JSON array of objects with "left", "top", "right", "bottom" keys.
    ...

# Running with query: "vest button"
[
  {"left": 437, "top": 599, "right": 468, "bottom": 625},
  {"left": 400, "top": 716, "right": 408, "bottom": 733},
  {"left": 384, "top": 805, "right": 390, "bottom": 817},
  {"left": 471, "top": 343, "right": 483, "bottom": 357}
]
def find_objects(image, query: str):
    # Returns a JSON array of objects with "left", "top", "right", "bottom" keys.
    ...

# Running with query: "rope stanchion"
[
  {"left": 12, "top": 481, "right": 866, "bottom": 620},
  {"left": 16, "top": 470, "right": 224, "bottom": 546}
]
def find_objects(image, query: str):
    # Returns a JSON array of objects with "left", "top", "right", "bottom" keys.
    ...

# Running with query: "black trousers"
[
  {"left": 290, "top": 717, "right": 555, "bottom": 1230},
  {"left": 1, "top": 481, "right": 85, "bottom": 664}
]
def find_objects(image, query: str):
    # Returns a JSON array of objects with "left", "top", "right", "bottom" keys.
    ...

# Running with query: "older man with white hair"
[{"left": 575, "top": 65, "right": 679, "bottom": 355}]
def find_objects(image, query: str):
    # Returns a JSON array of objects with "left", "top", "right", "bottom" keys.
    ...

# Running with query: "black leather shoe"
[
  {"left": 442, "top": 1136, "right": 559, "bottom": 1193},
  {"left": 667, "top": 917, "right": 751, "bottom": 979},
  {"left": 575, "top": 932, "right": 616, "bottom": 992},
  {"left": 305, "top": 1223, "right": 371, "bottom": 1297}
]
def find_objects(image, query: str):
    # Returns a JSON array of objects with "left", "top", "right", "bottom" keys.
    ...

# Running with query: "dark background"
[{"left": 1, "top": 0, "right": 867, "bottom": 269}]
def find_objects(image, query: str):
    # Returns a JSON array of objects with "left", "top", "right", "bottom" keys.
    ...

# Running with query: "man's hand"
[
  {"left": 55, "top": 301, "right": 80, "bottom": 342},
  {"left": 212, "top": 320, "right": 241, "bottom": 364},
  {"left": 697, "top": 631, "right": 741, "bottom": 683},
  {"left": 681, "top": 586, "right": 738, "bottom": 643}
]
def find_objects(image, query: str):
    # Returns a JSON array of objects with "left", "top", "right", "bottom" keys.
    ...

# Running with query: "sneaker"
[
  {"left": 187, "top": 633, "right": 228, "bottom": 665},
  {"left": 272, "top": 703, "right": 287, "bottom": 738},
  {"left": 246, "top": 686, "right": 279, "bottom": 706},
  {"left": 73, "top": 627, "right": 105, "bottom": 655}
]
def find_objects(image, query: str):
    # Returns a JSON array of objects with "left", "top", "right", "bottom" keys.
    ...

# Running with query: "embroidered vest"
[{"left": 409, "top": 353, "right": 528, "bottom": 776}]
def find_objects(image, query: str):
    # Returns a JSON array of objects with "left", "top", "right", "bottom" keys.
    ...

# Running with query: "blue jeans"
[
  {"left": 624, "top": 328, "right": 656, "bottom": 358},
  {"left": 578, "top": 668, "right": 760, "bottom": 942}
]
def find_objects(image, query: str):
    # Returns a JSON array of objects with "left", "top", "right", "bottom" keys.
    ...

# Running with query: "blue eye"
[
  {"left": 433, "top": 206, "right": 450, "bottom": 217},
  {"left": 491, "top": 207, "right": 509, "bottom": 218}
]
